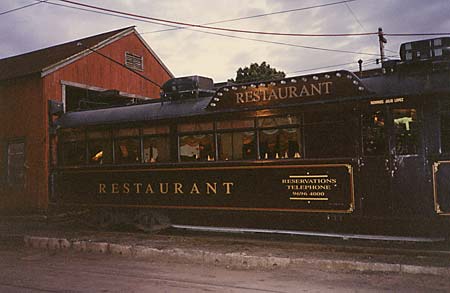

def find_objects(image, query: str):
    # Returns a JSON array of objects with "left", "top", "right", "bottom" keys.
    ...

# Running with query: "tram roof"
[
  {"left": 56, "top": 96, "right": 212, "bottom": 128},
  {"left": 55, "top": 66, "right": 450, "bottom": 129}
]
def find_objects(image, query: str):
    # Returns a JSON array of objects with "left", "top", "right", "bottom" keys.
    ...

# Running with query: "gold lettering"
[
  {"left": 322, "top": 81, "right": 332, "bottom": 94},
  {"left": 145, "top": 183, "right": 155, "bottom": 194},
  {"left": 112, "top": 183, "right": 119, "bottom": 194},
  {"left": 245, "top": 91, "right": 253, "bottom": 103},
  {"left": 288, "top": 86, "right": 298, "bottom": 98},
  {"left": 123, "top": 183, "right": 130, "bottom": 194},
  {"left": 268, "top": 89, "right": 278, "bottom": 100},
  {"left": 300, "top": 85, "right": 310, "bottom": 96},
  {"left": 253, "top": 91, "right": 261, "bottom": 102},
  {"left": 236, "top": 92, "right": 244, "bottom": 104},
  {"left": 222, "top": 182, "right": 234, "bottom": 194},
  {"left": 206, "top": 182, "right": 217, "bottom": 194},
  {"left": 99, "top": 183, "right": 106, "bottom": 194},
  {"left": 261, "top": 89, "right": 267, "bottom": 101},
  {"left": 190, "top": 183, "right": 200, "bottom": 194},
  {"left": 134, "top": 183, "right": 142, "bottom": 194},
  {"left": 278, "top": 87, "right": 288, "bottom": 99},
  {"left": 174, "top": 183, "right": 183, "bottom": 194},
  {"left": 310, "top": 83, "right": 321, "bottom": 95},
  {"left": 160, "top": 183, "right": 169, "bottom": 194}
]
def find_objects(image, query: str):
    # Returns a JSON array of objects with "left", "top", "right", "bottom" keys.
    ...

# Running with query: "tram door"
[{"left": 360, "top": 103, "right": 424, "bottom": 218}]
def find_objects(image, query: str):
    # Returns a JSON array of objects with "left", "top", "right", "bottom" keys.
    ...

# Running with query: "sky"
[{"left": 1, "top": 0, "right": 449, "bottom": 82}]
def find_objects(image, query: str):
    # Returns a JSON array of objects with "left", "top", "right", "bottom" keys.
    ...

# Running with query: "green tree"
[{"left": 229, "top": 62, "right": 286, "bottom": 83}]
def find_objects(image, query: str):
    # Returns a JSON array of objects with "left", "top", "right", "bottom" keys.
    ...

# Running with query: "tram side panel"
[{"left": 55, "top": 163, "right": 355, "bottom": 216}]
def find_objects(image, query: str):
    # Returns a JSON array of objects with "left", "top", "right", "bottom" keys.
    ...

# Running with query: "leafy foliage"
[{"left": 229, "top": 62, "right": 286, "bottom": 83}]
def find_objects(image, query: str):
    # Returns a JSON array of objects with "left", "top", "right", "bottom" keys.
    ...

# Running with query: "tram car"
[{"left": 52, "top": 37, "right": 450, "bottom": 236}]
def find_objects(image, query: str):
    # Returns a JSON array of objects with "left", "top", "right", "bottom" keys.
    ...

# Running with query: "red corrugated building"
[{"left": 0, "top": 26, "right": 173, "bottom": 214}]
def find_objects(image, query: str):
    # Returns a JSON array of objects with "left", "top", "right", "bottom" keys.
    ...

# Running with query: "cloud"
[{"left": 1, "top": 0, "right": 449, "bottom": 81}]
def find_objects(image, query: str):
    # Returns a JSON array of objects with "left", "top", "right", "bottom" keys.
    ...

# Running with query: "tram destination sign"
[
  {"left": 207, "top": 70, "right": 370, "bottom": 110},
  {"left": 56, "top": 163, "right": 355, "bottom": 213}
]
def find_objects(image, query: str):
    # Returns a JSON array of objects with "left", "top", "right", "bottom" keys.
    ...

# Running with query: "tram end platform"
[{"left": 1, "top": 215, "right": 450, "bottom": 276}]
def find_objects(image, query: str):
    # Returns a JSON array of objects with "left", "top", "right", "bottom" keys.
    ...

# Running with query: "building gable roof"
[{"left": 0, "top": 26, "right": 173, "bottom": 81}]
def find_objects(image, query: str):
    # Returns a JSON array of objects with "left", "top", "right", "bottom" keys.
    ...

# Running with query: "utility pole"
[{"left": 378, "top": 27, "right": 387, "bottom": 64}]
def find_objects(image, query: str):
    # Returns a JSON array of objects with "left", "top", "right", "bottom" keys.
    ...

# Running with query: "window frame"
[{"left": 124, "top": 51, "right": 144, "bottom": 71}]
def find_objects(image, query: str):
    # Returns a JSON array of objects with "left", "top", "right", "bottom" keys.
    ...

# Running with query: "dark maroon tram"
[{"left": 52, "top": 38, "right": 450, "bottom": 237}]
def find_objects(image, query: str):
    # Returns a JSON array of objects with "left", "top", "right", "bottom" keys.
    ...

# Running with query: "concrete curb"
[{"left": 23, "top": 236, "right": 450, "bottom": 276}]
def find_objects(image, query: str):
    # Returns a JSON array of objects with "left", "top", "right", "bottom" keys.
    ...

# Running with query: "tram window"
[
  {"left": 142, "top": 126, "right": 170, "bottom": 163},
  {"left": 363, "top": 110, "right": 387, "bottom": 156},
  {"left": 87, "top": 130, "right": 112, "bottom": 165},
  {"left": 218, "top": 131, "right": 256, "bottom": 160},
  {"left": 143, "top": 136, "right": 170, "bottom": 163},
  {"left": 393, "top": 109, "right": 420, "bottom": 155},
  {"left": 179, "top": 134, "right": 215, "bottom": 161},
  {"left": 257, "top": 115, "right": 301, "bottom": 160},
  {"left": 305, "top": 111, "right": 357, "bottom": 158},
  {"left": 114, "top": 128, "right": 140, "bottom": 164},
  {"left": 59, "top": 129, "right": 86, "bottom": 165},
  {"left": 115, "top": 138, "right": 141, "bottom": 163},
  {"left": 259, "top": 128, "right": 300, "bottom": 159}
]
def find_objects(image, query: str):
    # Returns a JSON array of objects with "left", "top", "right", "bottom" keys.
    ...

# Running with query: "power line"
[
  {"left": 42, "top": 0, "right": 380, "bottom": 57},
  {"left": 40, "top": 0, "right": 165, "bottom": 26},
  {"left": 288, "top": 61, "right": 358, "bottom": 74},
  {"left": 207, "top": 0, "right": 358, "bottom": 25},
  {"left": 385, "top": 32, "right": 450, "bottom": 37},
  {"left": 56, "top": 0, "right": 450, "bottom": 38},
  {"left": 288, "top": 58, "right": 381, "bottom": 74},
  {"left": 198, "top": 31, "right": 380, "bottom": 56},
  {"left": 0, "top": 0, "right": 45, "bottom": 16},
  {"left": 345, "top": 2, "right": 366, "bottom": 31},
  {"left": 55, "top": 0, "right": 378, "bottom": 37},
  {"left": 141, "top": 0, "right": 358, "bottom": 35}
]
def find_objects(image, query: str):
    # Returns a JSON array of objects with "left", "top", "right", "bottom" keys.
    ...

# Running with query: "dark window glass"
[
  {"left": 393, "top": 109, "right": 420, "bottom": 155},
  {"left": 114, "top": 128, "right": 141, "bottom": 164},
  {"left": 59, "top": 129, "right": 86, "bottom": 165},
  {"left": 257, "top": 115, "right": 301, "bottom": 160},
  {"left": 305, "top": 111, "right": 358, "bottom": 158},
  {"left": 143, "top": 136, "right": 170, "bottom": 163},
  {"left": 179, "top": 134, "right": 215, "bottom": 161},
  {"left": 363, "top": 110, "right": 387, "bottom": 156},
  {"left": 87, "top": 130, "right": 112, "bottom": 164},
  {"left": 7, "top": 141, "right": 25, "bottom": 187},
  {"left": 61, "top": 142, "right": 86, "bottom": 165},
  {"left": 218, "top": 131, "right": 256, "bottom": 160},
  {"left": 115, "top": 138, "right": 141, "bottom": 164},
  {"left": 259, "top": 128, "right": 300, "bottom": 159}
]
